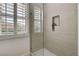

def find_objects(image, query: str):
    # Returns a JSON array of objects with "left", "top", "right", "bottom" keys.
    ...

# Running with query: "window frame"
[{"left": 0, "top": 3, "right": 28, "bottom": 36}]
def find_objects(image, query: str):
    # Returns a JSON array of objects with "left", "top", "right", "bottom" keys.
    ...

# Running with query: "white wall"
[
  {"left": 44, "top": 3, "right": 77, "bottom": 56},
  {"left": 0, "top": 34, "right": 30, "bottom": 56}
]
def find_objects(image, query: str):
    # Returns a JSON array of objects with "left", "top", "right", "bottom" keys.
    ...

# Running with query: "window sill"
[{"left": 0, "top": 33, "right": 29, "bottom": 41}]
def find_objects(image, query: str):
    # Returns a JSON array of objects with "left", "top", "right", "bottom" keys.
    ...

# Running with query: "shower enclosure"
[{"left": 28, "top": 3, "right": 77, "bottom": 56}]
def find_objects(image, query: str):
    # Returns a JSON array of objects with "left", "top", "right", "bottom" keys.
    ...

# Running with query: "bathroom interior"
[{"left": 0, "top": 3, "right": 78, "bottom": 56}]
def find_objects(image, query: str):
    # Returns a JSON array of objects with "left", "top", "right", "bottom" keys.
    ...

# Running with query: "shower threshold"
[{"left": 32, "top": 48, "right": 56, "bottom": 56}]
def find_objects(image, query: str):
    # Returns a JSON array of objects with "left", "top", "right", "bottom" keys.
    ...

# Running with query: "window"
[
  {"left": 0, "top": 3, "right": 14, "bottom": 35},
  {"left": 0, "top": 3, "right": 28, "bottom": 35},
  {"left": 34, "top": 7, "right": 43, "bottom": 32},
  {"left": 17, "top": 3, "right": 26, "bottom": 34}
]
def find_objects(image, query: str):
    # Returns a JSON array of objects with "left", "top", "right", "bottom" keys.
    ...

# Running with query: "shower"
[{"left": 0, "top": 3, "right": 77, "bottom": 56}]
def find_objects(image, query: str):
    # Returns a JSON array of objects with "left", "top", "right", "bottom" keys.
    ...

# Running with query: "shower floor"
[{"left": 32, "top": 48, "right": 56, "bottom": 56}]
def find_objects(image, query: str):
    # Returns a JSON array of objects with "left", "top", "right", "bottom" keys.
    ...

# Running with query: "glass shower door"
[{"left": 29, "top": 3, "right": 44, "bottom": 56}]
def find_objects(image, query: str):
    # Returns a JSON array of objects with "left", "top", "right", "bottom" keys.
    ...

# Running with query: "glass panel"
[{"left": 30, "top": 3, "right": 44, "bottom": 56}]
